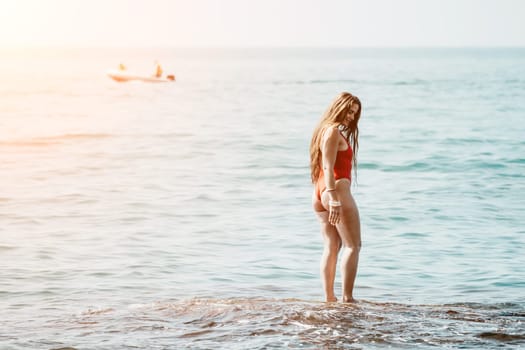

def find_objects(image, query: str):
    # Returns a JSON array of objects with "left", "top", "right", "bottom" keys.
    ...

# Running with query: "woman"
[{"left": 310, "top": 92, "right": 362, "bottom": 303}]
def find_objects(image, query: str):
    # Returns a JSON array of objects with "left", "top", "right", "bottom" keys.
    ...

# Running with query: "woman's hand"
[{"left": 328, "top": 200, "right": 342, "bottom": 225}]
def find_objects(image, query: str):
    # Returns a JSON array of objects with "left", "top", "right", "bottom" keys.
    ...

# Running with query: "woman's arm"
[
  {"left": 321, "top": 126, "right": 339, "bottom": 191},
  {"left": 321, "top": 126, "right": 342, "bottom": 225}
]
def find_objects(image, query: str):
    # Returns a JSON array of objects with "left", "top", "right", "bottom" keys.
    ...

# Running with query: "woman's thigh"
[
  {"left": 319, "top": 182, "right": 360, "bottom": 248},
  {"left": 314, "top": 210, "right": 341, "bottom": 252},
  {"left": 337, "top": 194, "right": 361, "bottom": 248}
]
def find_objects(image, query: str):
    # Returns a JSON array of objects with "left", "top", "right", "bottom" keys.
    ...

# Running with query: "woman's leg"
[
  {"left": 313, "top": 192, "right": 341, "bottom": 302},
  {"left": 315, "top": 210, "right": 341, "bottom": 302},
  {"left": 335, "top": 193, "right": 361, "bottom": 302}
]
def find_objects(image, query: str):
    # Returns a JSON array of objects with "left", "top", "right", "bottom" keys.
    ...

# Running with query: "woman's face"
[{"left": 343, "top": 103, "right": 360, "bottom": 126}]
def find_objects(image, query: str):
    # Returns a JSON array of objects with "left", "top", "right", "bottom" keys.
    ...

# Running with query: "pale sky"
[{"left": 0, "top": 0, "right": 524, "bottom": 47}]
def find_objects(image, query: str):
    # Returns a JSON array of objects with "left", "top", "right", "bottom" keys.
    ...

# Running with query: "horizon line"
[{"left": 1, "top": 44, "right": 525, "bottom": 50}]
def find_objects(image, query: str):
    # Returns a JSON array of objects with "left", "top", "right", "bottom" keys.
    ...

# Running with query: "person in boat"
[
  {"left": 310, "top": 92, "right": 362, "bottom": 303},
  {"left": 118, "top": 63, "right": 127, "bottom": 71},
  {"left": 155, "top": 62, "right": 163, "bottom": 78}
]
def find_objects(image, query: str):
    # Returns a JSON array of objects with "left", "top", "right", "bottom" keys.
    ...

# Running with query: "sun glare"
[{"left": 0, "top": 1, "right": 53, "bottom": 47}]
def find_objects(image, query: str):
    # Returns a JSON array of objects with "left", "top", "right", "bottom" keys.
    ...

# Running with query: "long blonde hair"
[{"left": 310, "top": 92, "right": 361, "bottom": 183}]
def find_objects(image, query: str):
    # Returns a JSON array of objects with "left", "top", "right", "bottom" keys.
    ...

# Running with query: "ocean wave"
[
  {"left": 392, "top": 79, "right": 429, "bottom": 86},
  {"left": 381, "top": 161, "right": 435, "bottom": 172},
  {"left": 272, "top": 79, "right": 358, "bottom": 85},
  {"left": 0, "top": 133, "right": 112, "bottom": 147},
  {"left": 43, "top": 298, "right": 524, "bottom": 349}
]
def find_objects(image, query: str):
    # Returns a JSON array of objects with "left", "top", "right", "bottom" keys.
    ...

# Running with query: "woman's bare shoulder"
[{"left": 321, "top": 125, "right": 340, "bottom": 141}]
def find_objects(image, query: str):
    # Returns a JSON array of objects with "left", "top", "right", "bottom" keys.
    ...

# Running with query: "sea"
[{"left": 1, "top": 47, "right": 524, "bottom": 349}]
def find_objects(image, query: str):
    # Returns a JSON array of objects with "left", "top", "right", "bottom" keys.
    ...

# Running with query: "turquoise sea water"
[{"left": 1, "top": 48, "right": 524, "bottom": 349}]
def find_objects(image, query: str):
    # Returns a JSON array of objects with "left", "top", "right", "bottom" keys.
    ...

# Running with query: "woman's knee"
[
  {"left": 340, "top": 247, "right": 358, "bottom": 262},
  {"left": 341, "top": 241, "right": 360, "bottom": 253}
]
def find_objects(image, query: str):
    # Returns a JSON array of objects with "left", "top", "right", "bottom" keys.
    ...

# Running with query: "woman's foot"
[
  {"left": 326, "top": 295, "right": 338, "bottom": 302},
  {"left": 342, "top": 296, "right": 356, "bottom": 303}
]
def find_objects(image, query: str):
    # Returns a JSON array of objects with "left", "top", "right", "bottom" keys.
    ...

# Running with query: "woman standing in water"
[{"left": 310, "top": 92, "right": 362, "bottom": 303}]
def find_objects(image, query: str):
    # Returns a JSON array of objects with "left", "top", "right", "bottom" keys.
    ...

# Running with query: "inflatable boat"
[{"left": 107, "top": 69, "right": 175, "bottom": 83}]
